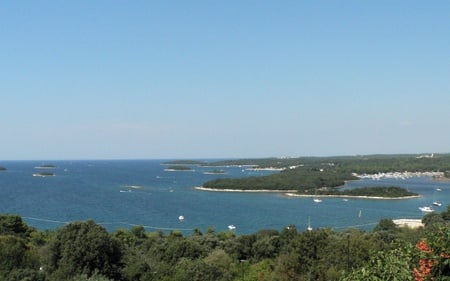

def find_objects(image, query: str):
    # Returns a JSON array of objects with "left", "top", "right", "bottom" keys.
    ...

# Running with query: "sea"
[{"left": 0, "top": 160, "right": 448, "bottom": 234}]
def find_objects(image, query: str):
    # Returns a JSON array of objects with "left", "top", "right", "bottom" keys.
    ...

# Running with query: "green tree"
[
  {"left": 0, "top": 235, "right": 40, "bottom": 279},
  {"left": 423, "top": 225, "right": 450, "bottom": 278},
  {"left": 71, "top": 271, "right": 113, "bottom": 281},
  {"left": 44, "top": 220, "right": 122, "bottom": 281},
  {"left": 423, "top": 213, "right": 446, "bottom": 228},
  {"left": 0, "top": 214, "right": 34, "bottom": 239},
  {"left": 440, "top": 205, "right": 450, "bottom": 221},
  {"left": 341, "top": 244, "right": 415, "bottom": 281},
  {"left": 203, "top": 249, "right": 235, "bottom": 281},
  {"left": 373, "top": 219, "right": 397, "bottom": 233}
]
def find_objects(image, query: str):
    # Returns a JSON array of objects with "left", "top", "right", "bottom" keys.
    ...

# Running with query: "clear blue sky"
[{"left": 1, "top": 1, "right": 449, "bottom": 160}]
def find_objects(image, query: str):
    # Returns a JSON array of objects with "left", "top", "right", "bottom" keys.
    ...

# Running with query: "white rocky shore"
[
  {"left": 194, "top": 187, "right": 297, "bottom": 193},
  {"left": 195, "top": 187, "right": 420, "bottom": 199},
  {"left": 393, "top": 219, "right": 424, "bottom": 228},
  {"left": 284, "top": 193, "right": 420, "bottom": 200}
]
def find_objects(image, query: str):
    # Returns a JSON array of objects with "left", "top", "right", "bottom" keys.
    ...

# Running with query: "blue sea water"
[{"left": 0, "top": 160, "right": 449, "bottom": 234}]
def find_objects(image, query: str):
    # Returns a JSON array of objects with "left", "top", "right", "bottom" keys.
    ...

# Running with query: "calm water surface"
[{"left": 0, "top": 160, "right": 448, "bottom": 234}]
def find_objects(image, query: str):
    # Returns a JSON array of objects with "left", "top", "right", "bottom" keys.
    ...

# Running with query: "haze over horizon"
[{"left": 1, "top": 1, "right": 449, "bottom": 161}]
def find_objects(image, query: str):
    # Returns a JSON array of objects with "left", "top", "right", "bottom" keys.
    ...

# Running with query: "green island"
[
  {"left": 163, "top": 160, "right": 206, "bottom": 165},
  {"left": 293, "top": 186, "right": 418, "bottom": 198},
  {"left": 201, "top": 154, "right": 450, "bottom": 198},
  {"left": 33, "top": 172, "right": 55, "bottom": 177},
  {"left": 165, "top": 165, "right": 193, "bottom": 171},
  {"left": 35, "top": 164, "right": 56, "bottom": 169}
]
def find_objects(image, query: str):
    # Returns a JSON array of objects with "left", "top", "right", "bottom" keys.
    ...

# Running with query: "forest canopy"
[{"left": 2, "top": 208, "right": 450, "bottom": 280}]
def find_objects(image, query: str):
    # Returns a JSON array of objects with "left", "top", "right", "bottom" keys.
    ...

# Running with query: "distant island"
[
  {"left": 203, "top": 169, "right": 226, "bottom": 175},
  {"left": 163, "top": 160, "right": 206, "bottom": 165},
  {"left": 164, "top": 165, "right": 193, "bottom": 171},
  {"left": 35, "top": 164, "right": 56, "bottom": 169},
  {"left": 0, "top": 166, "right": 6, "bottom": 171},
  {"left": 33, "top": 172, "right": 55, "bottom": 177},
  {"left": 196, "top": 154, "right": 450, "bottom": 198}
]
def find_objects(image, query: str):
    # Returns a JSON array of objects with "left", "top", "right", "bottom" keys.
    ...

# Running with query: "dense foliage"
[
  {"left": 203, "top": 154, "right": 450, "bottom": 192},
  {"left": 206, "top": 154, "right": 450, "bottom": 172},
  {"left": 204, "top": 167, "right": 356, "bottom": 191},
  {"left": 2, "top": 209, "right": 450, "bottom": 281},
  {"left": 316, "top": 186, "right": 418, "bottom": 198}
]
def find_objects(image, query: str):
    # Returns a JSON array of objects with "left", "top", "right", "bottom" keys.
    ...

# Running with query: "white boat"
[
  {"left": 431, "top": 189, "right": 442, "bottom": 207},
  {"left": 178, "top": 215, "right": 184, "bottom": 222},
  {"left": 313, "top": 198, "right": 322, "bottom": 203},
  {"left": 419, "top": 206, "right": 434, "bottom": 213},
  {"left": 307, "top": 217, "right": 312, "bottom": 231},
  {"left": 228, "top": 225, "right": 236, "bottom": 230}
]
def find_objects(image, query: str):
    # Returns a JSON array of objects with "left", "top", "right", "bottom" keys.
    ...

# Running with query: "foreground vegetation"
[
  {"left": 203, "top": 154, "right": 450, "bottom": 194},
  {"left": 3, "top": 208, "right": 450, "bottom": 281}
]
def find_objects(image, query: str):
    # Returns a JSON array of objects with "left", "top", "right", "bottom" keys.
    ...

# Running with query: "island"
[
  {"left": 0, "top": 167, "right": 6, "bottom": 171},
  {"left": 197, "top": 154, "right": 450, "bottom": 199},
  {"left": 33, "top": 172, "right": 55, "bottom": 177},
  {"left": 35, "top": 164, "right": 56, "bottom": 169},
  {"left": 286, "top": 186, "right": 419, "bottom": 199},
  {"left": 203, "top": 169, "right": 226, "bottom": 175},
  {"left": 164, "top": 165, "right": 193, "bottom": 172},
  {"left": 163, "top": 160, "right": 206, "bottom": 165}
]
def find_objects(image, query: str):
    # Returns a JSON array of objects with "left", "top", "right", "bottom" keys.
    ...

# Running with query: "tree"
[
  {"left": 43, "top": 220, "right": 122, "bottom": 281},
  {"left": 0, "top": 214, "right": 34, "bottom": 239},
  {"left": 71, "top": 271, "right": 113, "bottom": 281},
  {"left": 0, "top": 235, "right": 40, "bottom": 279},
  {"left": 373, "top": 219, "right": 397, "bottom": 233},
  {"left": 422, "top": 213, "right": 446, "bottom": 228},
  {"left": 439, "top": 205, "right": 450, "bottom": 221},
  {"left": 203, "top": 249, "right": 235, "bottom": 281},
  {"left": 341, "top": 244, "right": 415, "bottom": 281},
  {"left": 420, "top": 225, "right": 450, "bottom": 279}
]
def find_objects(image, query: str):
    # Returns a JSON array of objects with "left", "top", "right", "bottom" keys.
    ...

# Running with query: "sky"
[{"left": 1, "top": 1, "right": 449, "bottom": 160}]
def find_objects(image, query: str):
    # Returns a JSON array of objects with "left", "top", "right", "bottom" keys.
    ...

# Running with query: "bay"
[{"left": 0, "top": 160, "right": 448, "bottom": 234}]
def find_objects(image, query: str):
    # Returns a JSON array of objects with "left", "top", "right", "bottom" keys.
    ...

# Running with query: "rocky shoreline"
[{"left": 195, "top": 187, "right": 420, "bottom": 199}]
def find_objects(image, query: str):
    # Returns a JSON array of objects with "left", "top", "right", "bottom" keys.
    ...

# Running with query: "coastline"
[
  {"left": 194, "top": 187, "right": 297, "bottom": 193},
  {"left": 284, "top": 193, "right": 421, "bottom": 200},
  {"left": 393, "top": 219, "right": 424, "bottom": 228},
  {"left": 195, "top": 187, "right": 420, "bottom": 199}
]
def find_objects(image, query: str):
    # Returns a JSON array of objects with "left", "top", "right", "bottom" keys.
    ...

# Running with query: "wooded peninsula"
[{"left": 201, "top": 154, "right": 450, "bottom": 198}]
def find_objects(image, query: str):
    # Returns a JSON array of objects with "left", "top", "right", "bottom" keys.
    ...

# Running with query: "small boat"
[
  {"left": 436, "top": 188, "right": 442, "bottom": 192},
  {"left": 313, "top": 198, "right": 322, "bottom": 203},
  {"left": 307, "top": 217, "right": 312, "bottom": 231},
  {"left": 178, "top": 215, "right": 184, "bottom": 222},
  {"left": 228, "top": 225, "right": 236, "bottom": 230},
  {"left": 419, "top": 206, "right": 434, "bottom": 213},
  {"left": 433, "top": 201, "right": 442, "bottom": 207}
]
